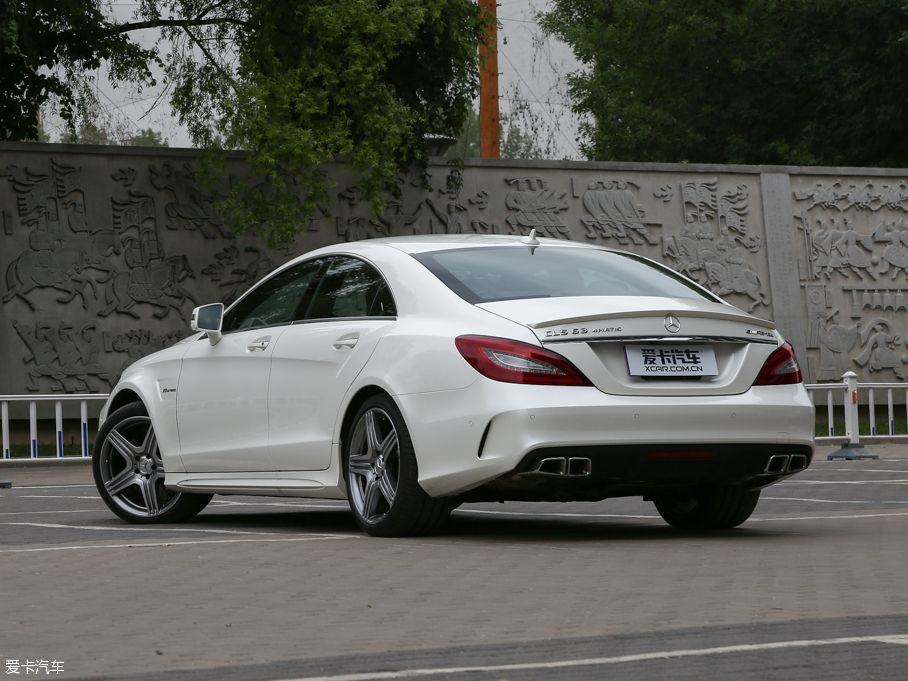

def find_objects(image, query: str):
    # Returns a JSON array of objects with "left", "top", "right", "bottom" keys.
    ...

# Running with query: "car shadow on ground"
[{"left": 182, "top": 504, "right": 792, "bottom": 544}]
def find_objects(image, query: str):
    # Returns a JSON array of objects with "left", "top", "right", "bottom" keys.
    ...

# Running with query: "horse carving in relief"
[{"left": 99, "top": 254, "right": 199, "bottom": 319}]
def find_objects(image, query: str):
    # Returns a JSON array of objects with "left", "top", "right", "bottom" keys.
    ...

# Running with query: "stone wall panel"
[{"left": 2, "top": 142, "right": 905, "bottom": 395}]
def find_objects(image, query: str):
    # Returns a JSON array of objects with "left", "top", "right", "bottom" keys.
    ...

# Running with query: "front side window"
[
  {"left": 222, "top": 259, "right": 326, "bottom": 333},
  {"left": 303, "top": 257, "right": 396, "bottom": 320},
  {"left": 414, "top": 246, "right": 718, "bottom": 304}
]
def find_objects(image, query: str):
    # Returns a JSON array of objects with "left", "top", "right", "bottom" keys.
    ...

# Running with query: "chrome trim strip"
[{"left": 541, "top": 335, "right": 778, "bottom": 345}]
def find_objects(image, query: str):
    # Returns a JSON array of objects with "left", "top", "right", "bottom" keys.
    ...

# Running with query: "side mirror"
[{"left": 190, "top": 303, "right": 224, "bottom": 345}]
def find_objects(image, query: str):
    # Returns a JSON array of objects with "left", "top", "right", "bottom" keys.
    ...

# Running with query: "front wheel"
[
  {"left": 93, "top": 401, "right": 212, "bottom": 524},
  {"left": 343, "top": 394, "right": 453, "bottom": 537},
  {"left": 653, "top": 485, "right": 760, "bottom": 530}
]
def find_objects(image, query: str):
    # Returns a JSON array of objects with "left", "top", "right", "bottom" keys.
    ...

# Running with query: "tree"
[
  {"left": 452, "top": 108, "right": 542, "bottom": 159},
  {"left": 501, "top": 112, "right": 542, "bottom": 160},
  {"left": 452, "top": 106, "right": 481, "bottom": 158},
  {"left": 128, "top": 128, "right": 169, "bottom": 147},
  {"left": 63, "top": 122, "right": 115, "bottom": 146},
  {"left": 1, "top": 0, "right": 488, "bottom": 245},
  {"left": 541, "top": 0, "right": 908, "bottom": 167},
  {"left": 60, "top": 122, "right": 169, "bottom": 146},
  {"left": 0, "top": 0, "right": 153, "bottom": 140}
]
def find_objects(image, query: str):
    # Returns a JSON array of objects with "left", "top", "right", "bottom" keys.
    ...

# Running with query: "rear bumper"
[
  {"left": 397, "top": 379, "right": 815, "bottom": 497},
  {"left": 459, "top": 443, "right": 813, "bottom": 503}
]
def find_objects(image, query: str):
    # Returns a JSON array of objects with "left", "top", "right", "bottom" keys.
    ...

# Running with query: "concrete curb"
[{"left": 0, "top": 457, "right": 92, "bottom": 468}]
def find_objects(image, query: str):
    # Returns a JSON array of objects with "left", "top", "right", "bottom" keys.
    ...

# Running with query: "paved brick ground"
[{"left": 1, "top": 460, "right": 907, "bottom": 679}]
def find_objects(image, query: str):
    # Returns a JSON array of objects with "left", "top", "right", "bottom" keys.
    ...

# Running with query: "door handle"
[
  {"left": 333, "top": 336, "right": 359, "bottom": 349},
  {"left": 247, "top": 338, "right": 270, "bottom": 351}
]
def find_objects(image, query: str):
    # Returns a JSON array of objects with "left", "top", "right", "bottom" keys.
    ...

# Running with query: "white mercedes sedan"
[{"left": 92, "top": 234, "right": 815, "bottom": 536}]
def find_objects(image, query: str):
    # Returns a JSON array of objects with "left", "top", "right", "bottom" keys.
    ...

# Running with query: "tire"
[
  {"left": 93, "top": 401, "right": 212, "bottom": 524},
  {"left": 653, "top": 485, "right": 760, "bottom": 530},
  {"left": 343, "top": 394, "right": 453, "bottom": 537}
]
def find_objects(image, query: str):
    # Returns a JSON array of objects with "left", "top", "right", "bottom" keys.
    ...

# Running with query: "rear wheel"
[
  {"left": 343, "top": 394, "right": 453, "bottom": 537},
  {"left": 653, "top": 485, "right": 760, "bottom": 530},
  {"left": 93, "top": 402, "right": 212, "bottom": 524}
]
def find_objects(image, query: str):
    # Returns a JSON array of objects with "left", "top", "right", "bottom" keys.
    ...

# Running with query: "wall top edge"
[
  {"left": 457, "top": 157, "right": 908, "bottom": 176},
  {"left": 2, "top": 141, "right": 908, "bottom": 177}
]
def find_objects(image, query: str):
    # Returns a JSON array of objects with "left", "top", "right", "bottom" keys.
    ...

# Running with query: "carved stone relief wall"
[
  {"left": 0, "top": 148, "right": 344, "bottom": 395},
  {"left": 1, "top": 142, "right": 903, "bottom": 394},
  {"left": 791, "top": 175, "right": 908, "bottom": 382}
]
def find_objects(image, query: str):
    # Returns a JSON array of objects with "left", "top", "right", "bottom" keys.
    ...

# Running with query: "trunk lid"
[{"left": 477, "top": 296, "right": 779, "bottom": 396}]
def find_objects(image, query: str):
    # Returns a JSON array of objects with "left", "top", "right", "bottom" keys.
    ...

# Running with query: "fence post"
[
  {"left": 2, "top": 400, "right": 8, "bottom": 460},
  {"left": 55, "top": 401, "right": 63, "bottom": 458},
  {"left": 868, "top": 387, "right": 876, "bottom": 436},
  {"left": 81, "top": 400, "right": 89, "bottom": 458},
  {"left": 1, "top": 400, "right": 10, "bottom": 488},
  {"left": 829, "top": 371, "right": 878, "bottom": 460},
  {"left": 29, "top": 400, "right": 37, "bottom": 459}
]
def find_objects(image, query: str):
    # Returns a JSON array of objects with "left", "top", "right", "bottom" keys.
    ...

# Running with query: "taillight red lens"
[
  {"left": 753, "top": 342, "right": 802, "bottom": 386},
  {"left": 455, "top": 336, "right": 593, "bottom": 386}
]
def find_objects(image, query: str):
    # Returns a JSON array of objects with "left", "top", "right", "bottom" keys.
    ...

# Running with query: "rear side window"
[
  {"left": 303, "top": 256, "right": 396, "bottom": 320},
  {"left": 414, "top": 246, "right": 717, "bottom": 304},
  {"left": 369, "top": 282, "right": 396, "bottom": 317}
]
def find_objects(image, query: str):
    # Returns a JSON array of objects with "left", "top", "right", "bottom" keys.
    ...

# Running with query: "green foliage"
[
  {"left": 62, "top": 122, "right": 115, "bottom": 145},
  {"left": 26, "top": 120, "right": 50, "bottom": 143},
  {"left": 501, "top": 112, "right": 542, "bottom": 160},
  {"left": 1, "top": 0, "right": 487, "bottom": 246},
  {"left": 128, "top": 128, "right": 169, "bottom": 147},
  {"left": 59, "top": 121, "right": 168, "bottom": 146},
  {"left": 148, "top": 0, "right": 487, "bottom": 246},
  {"left": 0, "top": 0, "right": 154, "bottom": 141},
  {"left": 541, "top": 0, "right": 908, "bottom": 167},
  {"left": 452, "top": 108, "right": 542, "bottom": 160},
  {"left": 452, "top": 107, "right": 481, "bottom": 159}
]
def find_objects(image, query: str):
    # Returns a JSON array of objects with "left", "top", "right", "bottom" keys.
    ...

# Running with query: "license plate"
[{"left": 625, "top": 344, "right": 718, "bottom": 377}]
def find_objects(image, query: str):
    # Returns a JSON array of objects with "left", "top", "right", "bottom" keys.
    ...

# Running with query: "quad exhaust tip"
[
  {"left": 765, "top": 453, "right": 808, "bottom": 475},
  {"left": 527, "top": 457, "right": 592, "bottom": 477}
]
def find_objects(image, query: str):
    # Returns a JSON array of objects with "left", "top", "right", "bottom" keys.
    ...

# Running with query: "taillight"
[
  {"left": 455, "top": 336, "right": 592, "bottom": 386},
  {"left": 753, "top": 342, "right": 802, "bottom": 386}
]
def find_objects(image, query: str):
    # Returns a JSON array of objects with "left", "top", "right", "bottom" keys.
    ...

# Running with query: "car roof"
[{"left": 370, "top": 234, "right": 605, "bottom": 255}]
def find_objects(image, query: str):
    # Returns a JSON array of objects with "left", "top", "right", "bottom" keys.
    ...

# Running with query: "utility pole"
[{"left": 478, "top": 0, "right": 500, "bottom": 158}]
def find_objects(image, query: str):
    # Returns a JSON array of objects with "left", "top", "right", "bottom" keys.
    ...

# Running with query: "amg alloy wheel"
[
  {"left": 347, "top": 405, "right": 401, "bottom": 525},
  {"left": 93, "top": 402, "right": 211, "bottom": 524},
  {"left": 344, "top": 394, "right": 453, "bottom": 537}
]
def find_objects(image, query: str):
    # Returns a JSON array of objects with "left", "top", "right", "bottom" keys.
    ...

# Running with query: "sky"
[
  {"left": 41, "top": 0, "right": 585, "bottom": 159},
  {"left": 495, "top": 0, "right": 585, "bottom": 159}
]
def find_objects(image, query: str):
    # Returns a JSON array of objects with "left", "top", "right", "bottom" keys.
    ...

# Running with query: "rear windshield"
[{"left": 414, "top": 246, "right": 718, "bottom": 304}]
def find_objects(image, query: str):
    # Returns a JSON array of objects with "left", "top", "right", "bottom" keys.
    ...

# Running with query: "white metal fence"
[
  {"left": 1, "top": 394, "right": 109, "bottom": 459},
  {"left": 0, "top": 379, "right": 903, "bottom": 460},
  {"left": 806, "top": 371, "right": 908, "bottom": 446}
]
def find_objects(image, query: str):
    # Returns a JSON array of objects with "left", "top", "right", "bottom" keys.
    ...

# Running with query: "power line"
[{"left": 498, "top": 46, "right": 580, "bottom": 157}]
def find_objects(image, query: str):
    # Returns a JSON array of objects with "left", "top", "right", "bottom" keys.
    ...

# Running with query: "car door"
[
  {"left": 176, "top": 259, "right": 327, "bottom": 472},
  {"left": 267, "top": 256, "right": 397, "bottom": 471}
]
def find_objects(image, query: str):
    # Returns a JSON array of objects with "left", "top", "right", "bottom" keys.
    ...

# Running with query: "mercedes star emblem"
[{"left": 664, "top": 315, "right": 681, "bottom": 333}]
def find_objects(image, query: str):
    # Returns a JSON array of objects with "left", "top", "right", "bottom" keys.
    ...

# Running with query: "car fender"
[
  {"left": 331, "top": 309, "right": 542, "bottom": 453},
  {"left": 100, "top": 340, "right": 192, "bottom": 474}
]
